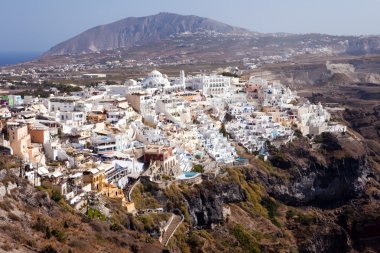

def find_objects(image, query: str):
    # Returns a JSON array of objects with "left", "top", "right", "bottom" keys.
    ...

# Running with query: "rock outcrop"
[
  {"left": 183, "top": 181, "right": 246, "bottom": 228},
  {"left": 262, "top": 135, "right": 371, "bottom": 207}
]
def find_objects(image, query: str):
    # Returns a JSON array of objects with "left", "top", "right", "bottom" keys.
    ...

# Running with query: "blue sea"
[{"left": 0, "top": 52, "right": 41, "bottom": 66}]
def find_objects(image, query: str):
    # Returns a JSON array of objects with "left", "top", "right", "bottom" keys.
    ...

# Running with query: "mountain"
[
  {"left": 45, "top": 12, "right": 254, "bottom": 56},
  {"left": 35, "top": 13, "right": 380, "bottom": 67}
]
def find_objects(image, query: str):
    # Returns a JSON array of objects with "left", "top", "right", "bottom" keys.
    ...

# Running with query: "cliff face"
[
  {"left": 183, "top": 181, "right": 246, "bottom": 228},
  {"left": 258, "top": 134, "right": 371, "bottom": 207},
  {"left": 265, "top": 155, "right": 370, "bottom": 207},
  {"left": 296, "top": 221, "right": 351, "bottom": 253},
  {"left": 125, "top": 132, "right": 378, "bottom": 252}
]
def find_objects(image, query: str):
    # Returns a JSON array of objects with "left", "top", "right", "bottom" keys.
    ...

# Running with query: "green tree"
[
  {"left": 51, "top": 191, "right": 62, "bottom": 202},
  {"left": 192, "top": 164, "right": 204, "bottom": 173}
]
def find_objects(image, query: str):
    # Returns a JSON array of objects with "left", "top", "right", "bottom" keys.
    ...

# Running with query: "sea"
[{"left": 0, "top": 51, "right": 41, "bottom": 67}]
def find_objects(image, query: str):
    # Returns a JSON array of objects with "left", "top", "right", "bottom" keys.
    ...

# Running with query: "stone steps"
[{"left": 161, "top": 214, "right": 182, "bottom": 246}]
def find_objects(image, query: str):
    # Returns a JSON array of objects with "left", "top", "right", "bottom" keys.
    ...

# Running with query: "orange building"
[{"left": 29, "top": 124, "right": 50, "bottom": 144}]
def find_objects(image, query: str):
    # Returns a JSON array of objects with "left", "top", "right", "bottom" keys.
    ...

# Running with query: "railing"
[
  {"left": 158, "top": 214, "right": 175, "bottom": 244},
  {"left": 164, "top": 214, "right": 184, "bottom": 247},
  {"left": 128, "top": 178, "right": 140, "bottom": 202}
]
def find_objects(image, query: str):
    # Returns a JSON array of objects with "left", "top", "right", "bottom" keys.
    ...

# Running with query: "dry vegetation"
[{"left": 0, "top": 176, "right": 163, "bottom": 253}]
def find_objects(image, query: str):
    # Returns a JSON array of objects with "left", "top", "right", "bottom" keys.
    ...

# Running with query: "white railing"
[{"left": 164, "top": 214, "right": 184, "bottom": 247}]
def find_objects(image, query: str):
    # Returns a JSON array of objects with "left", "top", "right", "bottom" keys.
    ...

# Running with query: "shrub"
[
  {"left": 192, "top": 164, "right": 204, "bottom": 173},
  {"left": 298, "top": 214, "right": 317, "bottom": 225},
  {"left": 162, "top": 175, "right": 171, "bottom": 181},
  {"left": 130, "top": 244, "right": 140, "bottom": 252},
  {"left": 90, "top": 219, "right": 106, "bottom": 232},
  {"left": 145, "top": 236, "right": 154, "bottom": 243},
  {"left": 33, "top": 217, "right": 47, "bottom": 232},
  {"left": 87, "top": 208, "right": 106, "bottom": 221},
  {"left": 252, "top": 150, "right": 259, "bottom": 156},
  {"left": 69, "top": 240, "right": 91, "bottom": 250},
  {"left": 45, "top": 226, "right": 51, "bottom": 239},
  {"left": 52, "top": 229, "right": 66, "bottom": 242},
  {"left": 231, "top": 224, "right": 260, "bottom": 253},
  {"left": 138, "top": 215, "right": 154, "bottom": 231},
  {"left": 286, "top": 209, "right": 295, "bottom": 219},
  {"left": 186, "top": 231, "right": 203, "bottom": 249},
  {"left": 294, "top": 129, "right": 303, "bottom": 138},
  {"left": 51, "top": 191, "right": 62, "bottom": 202},
  {"left": 110, "top": 223, "right": 123, "bottom": 232},
  {"left": 39, "top": 245, "right": 57, "bottom": 253},
  {"left": 260, "top": 197, "right": 278, "bottom": 219}
]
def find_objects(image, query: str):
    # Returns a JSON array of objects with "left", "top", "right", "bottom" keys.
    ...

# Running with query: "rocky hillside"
[
  {"left": 45, "top": 12, "right": 252, "bottom": 56},
  {"left": 43, "top": 13, "right": 380, "bottom": 60},
  {"left": 128, "top": 134, "right": 379, "bottom": 253},
  {"left": 0, "top": 166, "right": 163, "bottom": 253},
  {"left": 264, "top": 133, "right": 370, "bottom": 207},
  {"left": 0, "top": 132, "right": 378, "bottom": 252}
]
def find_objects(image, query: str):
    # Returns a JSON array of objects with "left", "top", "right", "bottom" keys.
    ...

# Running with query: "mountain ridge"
[{"left": 45, "top": 12, "right": 255, "bottom": 56}]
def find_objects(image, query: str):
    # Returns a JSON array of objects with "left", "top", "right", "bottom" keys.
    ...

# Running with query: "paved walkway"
[{"left": 160, "top": 214, "right": 183, "bottom": 246}]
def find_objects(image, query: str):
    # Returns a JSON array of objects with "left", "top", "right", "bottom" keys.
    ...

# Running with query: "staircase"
[
  {"left": 160, "top": 214, "right": 183, "bottom": 246},
  {"left": 127, "top": 179, "right": 140, "bottom": 202}
]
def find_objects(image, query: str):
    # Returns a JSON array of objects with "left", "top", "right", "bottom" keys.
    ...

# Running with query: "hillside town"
[
  {"left": 1, "top": 68, "right": 352, "bottom": 249},
  {"left": 0, "top": 69, "right": 347, "bottom": 221}
]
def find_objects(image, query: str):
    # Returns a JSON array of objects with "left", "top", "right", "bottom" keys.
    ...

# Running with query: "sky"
[{"left": 1, "top": 0, "right": 380, "bottom": 52}]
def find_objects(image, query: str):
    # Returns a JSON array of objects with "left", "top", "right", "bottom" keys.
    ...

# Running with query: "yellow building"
[
  {"left": 87, "top": 111, "right": 106, "bottom": 123},
  {"left": 7, "top": 122, "right": 32, "bottom": 160},
  {"left": 83, "top": 168, "right": 106, "bottom": 191},
  {"left": 83, "top": 168, "right": 136, "bottom": 213}
]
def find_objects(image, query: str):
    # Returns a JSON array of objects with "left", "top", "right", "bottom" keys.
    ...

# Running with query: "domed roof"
[
  {"left": 149, "top": 70, "right": 163, "bottom": 78},
  {"left": 142, "top": 70, "right": 170, "bottom": 88}
]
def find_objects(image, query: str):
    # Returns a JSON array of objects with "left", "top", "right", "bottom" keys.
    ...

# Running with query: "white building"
[{"left": 186, "top": 75, "right": 231, "bottom": 96}]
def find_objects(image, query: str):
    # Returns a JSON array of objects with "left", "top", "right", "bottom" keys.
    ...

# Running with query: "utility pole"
[
  {"left": 86, "top": 192, "right": 89, "bottom": 214},
  {"left": 132, "top": 147, "right": 135, "bottom": 173},
  {"left": 18, "top": 157, "right": 23, "bottom": 178},
  {"left": 34, "top": 161, "right": 38, "bottom": 187}
]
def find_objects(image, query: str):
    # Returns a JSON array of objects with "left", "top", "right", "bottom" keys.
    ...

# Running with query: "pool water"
[
  {"left": 184, "top": 172, "right": 197, "bottom": 177},
  {"left": 176, "top": 172, "right": 200, "bottom": 180}
]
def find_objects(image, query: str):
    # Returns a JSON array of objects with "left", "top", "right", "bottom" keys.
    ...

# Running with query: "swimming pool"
[{"left": 176, "top": 172, "right": 200, "bottom": 180}]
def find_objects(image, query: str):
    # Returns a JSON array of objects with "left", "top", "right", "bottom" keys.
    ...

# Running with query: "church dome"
[
  {"left": 149, "top": 70, "right": 163, "bottom": 78},
  {"left": 142, "top": 70, "right": 170, "bottom": 89}
]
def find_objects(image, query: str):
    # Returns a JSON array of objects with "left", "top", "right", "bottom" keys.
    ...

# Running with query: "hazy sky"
[{"left": 1, "top": 0, "right": 380, "bottom": 52}]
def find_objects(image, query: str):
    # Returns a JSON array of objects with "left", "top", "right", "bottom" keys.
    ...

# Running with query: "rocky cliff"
[
  {"left": 169, "top": 133, "right": 378, "bottom": 252},
  {"left": 183, "top": 181, "right": 246, "bottom": 228},
  {"left": 263, "top": 134, "right": 371, "bottom": 207}
]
